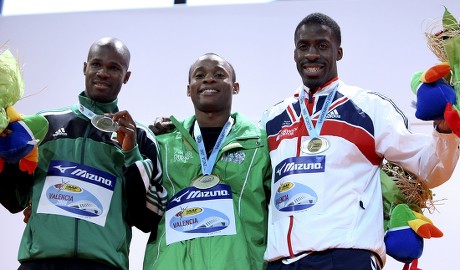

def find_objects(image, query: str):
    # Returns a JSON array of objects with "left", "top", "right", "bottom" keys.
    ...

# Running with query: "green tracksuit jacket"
[
  {"left": 143, "top": 112, "right": 271, "bottom": 270},
  {"left": 1, "top": 93, "right": 160, "bottom": 270}
]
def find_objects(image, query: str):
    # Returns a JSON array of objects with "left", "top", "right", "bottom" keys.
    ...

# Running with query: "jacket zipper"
[{"left": 73, "top": 112, "right": 92, "bottom": 257}]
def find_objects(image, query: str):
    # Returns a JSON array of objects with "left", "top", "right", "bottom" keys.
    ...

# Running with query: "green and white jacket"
[
  {"left": 1, "top": 92, "right": 161, "bottom": 270},
  {"left": 144, "top": 112, "right": 271, "bottom": 270}
]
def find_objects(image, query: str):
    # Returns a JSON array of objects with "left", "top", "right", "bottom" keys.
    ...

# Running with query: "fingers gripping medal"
[
  {"left": 192, "top": 117, "right": 234, "bottom": 189},
  {"left": 79, "top": 104, "right": 119, "bottom": 133},
  {"left": 91, "top": 115, "right": 119, "bottom": 132}
]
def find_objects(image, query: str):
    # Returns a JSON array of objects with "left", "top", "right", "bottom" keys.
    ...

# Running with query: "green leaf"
[{"left": 443, "top": 6, "right": 459, "bottom": 31}]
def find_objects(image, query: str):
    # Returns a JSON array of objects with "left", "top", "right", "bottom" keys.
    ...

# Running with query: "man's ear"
[
  {"left": 232, "top": 82, "right": 240, "bottom": 94},
  {"left": 123, "top": 71, "right": 131, "bottom": 84},
  {"left": 83, "top": 62, "right": 87, "bottom": 75},
  {"left": 187, "top": 85, "right": 191, "bottom": 96},
  {"left": 337, "top": 47, "right": 343, "bottom": 61}
]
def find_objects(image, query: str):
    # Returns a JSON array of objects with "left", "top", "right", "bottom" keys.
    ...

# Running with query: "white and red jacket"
[{"left": 260, "top": 79, "right": 460, "bottom": 265}]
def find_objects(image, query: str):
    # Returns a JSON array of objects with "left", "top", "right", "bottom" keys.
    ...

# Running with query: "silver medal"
[
  {"left": 191, "top": 174, "right": 221, "bottom": 189},
  {"left": 91, "top": 115, "right": 119, "bottom": 132}
]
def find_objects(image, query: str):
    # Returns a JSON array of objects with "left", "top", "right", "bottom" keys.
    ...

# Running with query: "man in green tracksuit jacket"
[
  {"left": 143, "top": 53, "right": 272, "bottom": 270},
  {"left": 0, "top": 37, "right": 163, "bottom": 270}
]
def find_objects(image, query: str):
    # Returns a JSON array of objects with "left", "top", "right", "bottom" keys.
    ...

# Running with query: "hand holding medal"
[
  {"left": 91, "top": 115, "right": 120, "bottom": 132},
  {"left": 79, "top": 104, "right": 137, "bottom": 150}
]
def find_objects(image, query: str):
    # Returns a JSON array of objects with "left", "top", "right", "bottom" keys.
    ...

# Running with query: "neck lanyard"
[
  {"left": 79, "top": 104, "right": 97, "bottom": 120},
  {"left": 193, "top": 117, "right": 234, "bottom": 176},
  {"left": 298, "top": 85, "right": 337, "bottom": 138}
]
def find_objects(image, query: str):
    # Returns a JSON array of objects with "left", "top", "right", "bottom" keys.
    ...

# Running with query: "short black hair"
[
  {"left": 188, "top": 53, "right": 237, "bottom": 83},
  {"left": 294, "top": 13, "right": 341, "bottom": 46}
]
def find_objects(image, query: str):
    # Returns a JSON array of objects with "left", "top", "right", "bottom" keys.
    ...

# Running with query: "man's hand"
[
  {"left": 109, "top": 110, "right": 137, "bottom": 151},
  {"left": 0, "top": 128, "right": 12, "bottom": 138},
  {"left": 148, "top": 117, "right": 174, "bottom": 135},
  {"left": 23, "top": 203, "right": 31, "bottom": 223},
  {"left": 433, "top": 119, "right": 453, "bottom": 134}
]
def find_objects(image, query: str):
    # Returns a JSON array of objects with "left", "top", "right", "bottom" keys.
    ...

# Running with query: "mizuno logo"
[
  {"left": 186, "top": 189, "right": 229, "bottom": 200},
  {"left": 171, "top": 190, "right": 190, "bottom": 203},
  {"left": 169, "top": 188, "right": 231, "bottom": 205},
  {"left": 273, "top": 156, "right": 326, "bottom": 183},
  {"left": 53, "top": 165, "right": 77, "bottom": 173},
  {"left": 70, "top": 169, "right": 113, "bottom": 186},
  {"left": 276, "top": 162, "right": 322, "bottom": 176},
  {"left": 48, "top": 161, "right": 116, "bottom": 190}
]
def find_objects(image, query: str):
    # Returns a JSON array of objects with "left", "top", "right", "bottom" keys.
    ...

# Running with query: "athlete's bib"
[
  {"left": 271, "top": 155, "right": 326, "bottom": 222},
  {"left": 165, "top": 183, "right": 236, "bottom": 245},
  {"left": 37, "top": 160, "right": 116, "bottom": 226}
]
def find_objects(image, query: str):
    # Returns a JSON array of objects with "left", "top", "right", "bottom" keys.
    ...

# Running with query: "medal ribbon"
[
  {"left": 79, "top": 104, "right": 120, "bottom": 132},
  {"left": 194, "top": 117, "right": 234, "bottom": 176},
  {"left": 78, "top": 104, "right": 97, "bottom": 120},
  {"left": 298, "top": 84, "right": 337, "bottom": 138}
]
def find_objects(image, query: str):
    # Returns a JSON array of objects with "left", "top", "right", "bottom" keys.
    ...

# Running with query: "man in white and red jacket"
[{"left": 260, "top": 12, "right": 460, "bottom": 270}]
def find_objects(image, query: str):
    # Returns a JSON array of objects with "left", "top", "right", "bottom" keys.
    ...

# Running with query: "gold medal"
[
  {"left": 191, "top": 174, "right": 221, "bottom": 189},
  {"left": 301, "top": 137, "right": 329, "bottom": 154}
]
